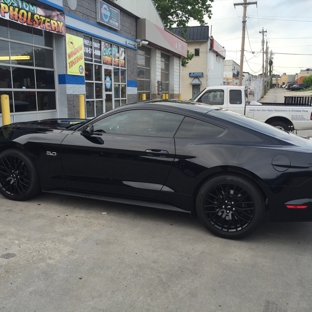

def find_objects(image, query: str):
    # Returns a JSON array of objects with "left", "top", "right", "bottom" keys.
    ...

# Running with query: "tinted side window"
[
  {"left": 175, "top": 117, "right": 225, "bottom": 139},
  {"left": 198, "top": 90, "right": 224, "bottom": 105},
  {"left": 93, "top": 110, "right": 183, "bottom": 137},
  {"left": 229, "top": 90, "right": 242, "bottom": 104}
]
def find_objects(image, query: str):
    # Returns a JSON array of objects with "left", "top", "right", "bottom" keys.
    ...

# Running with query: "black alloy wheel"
[
  {"left": 196, "top": 175, "right": 264, "bottom": 239},
  {"left": 0, "top": 149, "right": 40, "bottom": 201}
]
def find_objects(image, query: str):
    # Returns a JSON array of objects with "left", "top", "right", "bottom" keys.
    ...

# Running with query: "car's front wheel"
[
  {"left": 0, "top": 149, "right": 40, "bottom": 201},
  {"left": 196, "top": 175, "right": 265, "bottom": 239}
]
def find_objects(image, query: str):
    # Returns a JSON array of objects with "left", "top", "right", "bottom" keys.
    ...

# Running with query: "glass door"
[{"left": 103, "top": 66, "right": 114, "bottom": 113}]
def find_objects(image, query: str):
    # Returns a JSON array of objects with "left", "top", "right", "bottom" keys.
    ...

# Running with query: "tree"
[
  {"left": 181, "top": 50, "right": 194, "bottom": 67},
  {"left": 303, "top": 75, "right": 312, "bottom": 87},
  {"left": 152, "top": 0, "right": 214, "bottom": 29}
]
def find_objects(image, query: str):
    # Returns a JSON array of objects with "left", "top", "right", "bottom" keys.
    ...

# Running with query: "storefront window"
[
  {"left": 0, "top": 21, "right": 55, "bottom": 114},
  {"left": 10, "top": 43, "right": 34, "bottom": 66},
  {"left": 85, "top": 63, "right": 93, "bottom": 81},
  {"left": 12, "top": 67, "right": 35, "bottom": 88},
  {"left": 0, "top": 41, "right": 10, "bottom": 64},
  {"left": 137, "top": 47, "right": 151, "bottom": 100},
  {"left": 0, "top": 18, "right": 8, "bottom": 39},
  {"left": 33, "top": 28, "right": 53, "bottom": 47},
  {"left": 9, "top": 22, "right": 33, "bottom": 44},
  {"left": 34, "top": 48, "right": 54, "bottom": 68},
  {"left": 95, "top": 64, "right": 102, "bottom": 81},
  {"left": 84, "top": 36, "right": 127, "bottom": 118},
  {"left": 161, "top": 53, "right": 170, "bottom": 93}
]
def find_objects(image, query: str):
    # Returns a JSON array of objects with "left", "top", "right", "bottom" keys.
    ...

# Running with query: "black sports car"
[{"left": 1, "top": 101, "right": 312, "bottom": 239}]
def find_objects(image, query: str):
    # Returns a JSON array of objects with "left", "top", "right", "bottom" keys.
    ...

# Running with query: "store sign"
[
  {"left": 97, "top": 0, "right": 120, "bottom": 30},
  {"left": 189, "top": 72, "right": 204, "bottom": 78},
  {"left": 0, "top": 0, "right": 65, "bottom": 35},
  {"left": 66, "top": 35, "right": 85, "bottom": 76}
]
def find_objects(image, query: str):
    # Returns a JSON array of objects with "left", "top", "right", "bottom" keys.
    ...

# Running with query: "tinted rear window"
[
  {"left": 208, "top": 109, "right": 311, "bottom": 145},
  {"left": 175, "top": 117, "right": 225, "bottom": 139}
]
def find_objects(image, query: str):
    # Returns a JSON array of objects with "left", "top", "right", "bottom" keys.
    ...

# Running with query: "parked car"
[
  {"left": 289, "top": 84, "right": 309, "bottom": 91},
  {"left": 1, "top": 101, "right": 312, "bottom": 239},
  {"left": 285, "top": 83, "right": 295, "bottom": 90}
]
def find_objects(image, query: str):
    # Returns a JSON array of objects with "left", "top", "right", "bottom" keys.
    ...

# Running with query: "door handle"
[{"left": 145, "top": 149, "right": 169, "bottom": 156}]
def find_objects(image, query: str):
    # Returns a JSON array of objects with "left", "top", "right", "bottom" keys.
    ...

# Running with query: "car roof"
[{"left": 126, "top": 100, "right": 219, "bottom": 115}]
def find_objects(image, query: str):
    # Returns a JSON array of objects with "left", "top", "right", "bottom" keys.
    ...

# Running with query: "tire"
[
  {"left": 269, "top": 120, "right": 291, "bottom": 132},
  {"left": 196, "top": 175, "right": 265, "bottom": 239},
  {"left": 0, "top": 149, "right": 40, "bottom": 201}
]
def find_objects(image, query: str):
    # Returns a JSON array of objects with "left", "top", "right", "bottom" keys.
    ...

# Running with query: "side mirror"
[{"left": 81, "top": 124, "right": 94, "bottom": 136}]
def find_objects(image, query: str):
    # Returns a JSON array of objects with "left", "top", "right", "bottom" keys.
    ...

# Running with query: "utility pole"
[
  {"left": 259, "top": 28, "right": 267, "bottom": 96},
  {"left": 269, "top": 50, "right": 274, "bottom": 86},
  {"left": 265, "top": 41, "right": 269, "bottom": 90},
  {"left": 234, "top": 0, "right": 257, "bottom": 86}
]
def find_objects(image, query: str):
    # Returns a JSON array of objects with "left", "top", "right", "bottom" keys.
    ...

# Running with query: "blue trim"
[
  {"left": 127, "top": 80, "right": 137, "bottom": 88},
  {"left": 36, "top": 0, "right": 64, "bottom": 11},
  {"left": 66, "top": 25, "right": 137, "bottom": 50},
  {"left": 58, "top": 74, "right": 85, "bottom": 85},
  {"left": 65, "top": 12, "right": 136, "bottom": 42}
]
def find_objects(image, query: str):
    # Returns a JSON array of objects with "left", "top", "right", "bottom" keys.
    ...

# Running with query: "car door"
[
  {"left": 160, "top": 116, "right": 227, "bottom": 207},
  {"left": 60, "top": 109, "right": 184, "bottom": 200}
]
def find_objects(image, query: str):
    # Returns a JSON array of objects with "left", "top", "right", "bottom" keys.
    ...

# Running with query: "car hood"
[{"left": 0, "top": 118, "right": 87, "bottom": 131}]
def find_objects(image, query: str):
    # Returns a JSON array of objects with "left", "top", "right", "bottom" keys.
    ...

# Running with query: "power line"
[
  {"left": 273, "top": 52, "right": 312, "bottom": 56},
  {"left": 248, "top": 16, "right": 312, "bottom": 22}
]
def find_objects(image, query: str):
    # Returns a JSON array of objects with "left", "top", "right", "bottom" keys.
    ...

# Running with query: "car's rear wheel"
[
  {"left": 196, "top": 175, "right": 264, "bottom": 239},
  {"left": 0, "top": 149, "right": 40, "bottom": 201}
]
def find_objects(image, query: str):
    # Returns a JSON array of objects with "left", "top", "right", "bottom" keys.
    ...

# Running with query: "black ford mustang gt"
[{"left": 1, "top": 101, "right": 312, "bottom": 239}]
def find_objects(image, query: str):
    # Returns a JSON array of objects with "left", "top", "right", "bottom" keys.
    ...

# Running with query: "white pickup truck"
[{"left": 193, "top": 86, "right": 312, "bottom": 132}]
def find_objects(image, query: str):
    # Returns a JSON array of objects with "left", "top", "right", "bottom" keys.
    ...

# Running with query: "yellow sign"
[{"left": 66, "top": 35, "right": 85, "bottom": 76}]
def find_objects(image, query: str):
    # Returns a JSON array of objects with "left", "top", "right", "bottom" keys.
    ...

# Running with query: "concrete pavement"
[{"left": 1, "top": 193, "right": 312, "bottom": 311}]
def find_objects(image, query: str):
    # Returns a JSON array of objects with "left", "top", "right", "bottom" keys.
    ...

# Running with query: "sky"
[{"left": 190, "top": 0, "right": 312, "bottom": 76}]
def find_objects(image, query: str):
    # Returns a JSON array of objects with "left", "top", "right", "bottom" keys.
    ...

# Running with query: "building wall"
[
  {"left": 296, "top": 69, "right": 312, "bottom": 84},
  {"left": 112, "top": 0, "right": 163, "bottom": 27},
  {"left": 63, "top": 0, "right": 137, "bottom": 117},
  {"left": 279, "top": 73, "right": 289, "bottom": 87},
  {"left": 181, "top": 41, "right": 208, "bottom": 100},
  {"left": 223, "top": 60, "right": 240, "bottom": 86},
  {"left": 0, "top": 0, "right": 183, "bottom": 124},
  {"left": 171, "top": 56, "right": 181, "bottom": 99},
  {"left": 180, "top": 40, "right": 225, "bottom": 100},
  {"left": 207, "top": 52, "right": 224, "bottom": 87}
]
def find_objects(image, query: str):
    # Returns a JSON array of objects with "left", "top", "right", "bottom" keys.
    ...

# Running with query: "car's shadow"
[{"left": 28, "top": 193, "right": 312, "bottom": 244}]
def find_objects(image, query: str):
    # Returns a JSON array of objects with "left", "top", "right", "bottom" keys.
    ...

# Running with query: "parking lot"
[{"left": 1, "top": 192, "right": 312, "bottom": 312}]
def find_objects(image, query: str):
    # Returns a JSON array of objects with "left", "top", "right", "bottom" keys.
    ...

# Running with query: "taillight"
[
  {"left": 286, "top": 205, "right": 307, "bottom": 209},
  {"left": 310, "top": 112, "right": 312, "bottom": 120}
]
